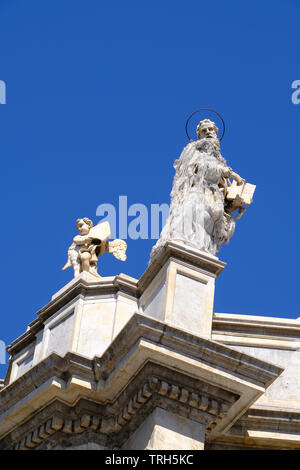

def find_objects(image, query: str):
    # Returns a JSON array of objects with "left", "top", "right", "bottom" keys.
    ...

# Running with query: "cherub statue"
[{"left": 62, "top": 217, "right": 127, "bottom": 278}]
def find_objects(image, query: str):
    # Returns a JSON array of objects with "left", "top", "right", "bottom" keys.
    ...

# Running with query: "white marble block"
[
  {"left": 122, "top": 407, "right": 205, "bottom": 450},
  {"left": 7, "top": 272, "right": 138, "bottom": 384},
  {"left": 139, "top": 241, "right": 225, "bottom": 338}
]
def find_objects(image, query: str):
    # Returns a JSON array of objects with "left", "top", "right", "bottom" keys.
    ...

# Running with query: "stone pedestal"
[
  {"left": 6, "top": 272, "right": 138, "bottom": 385},
  {"left": 139, "top": 241, "right": 226, "bottom": 338},
  {"left": 5, "top": 242, "right": 225, "bottom": 386}
]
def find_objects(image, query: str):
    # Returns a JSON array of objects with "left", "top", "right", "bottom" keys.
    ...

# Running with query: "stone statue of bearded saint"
[{"left": 151, "top": 119, "right": 252, "bottom": 259}]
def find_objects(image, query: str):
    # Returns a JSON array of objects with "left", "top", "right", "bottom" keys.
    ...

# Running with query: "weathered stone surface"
[
  {"left": 122, "top": 407, "right": 205, "bottom": 450},
  {"left": 5, "top": 273, "right": 138, "bottom": 383},
  {"left": 0, "top": 312, "right": 283, "bottom": 450},
  {"left": 139, "top": 241, "right": 225, "bottom": 338}
]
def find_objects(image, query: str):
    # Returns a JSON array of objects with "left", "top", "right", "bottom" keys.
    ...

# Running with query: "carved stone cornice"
[
  {"left": 0, "top": 313, "right": 283, "bottom": 448},
  {"left": 96, "top": 313, "right": 282, "bottom": 392},
  {"left": 208, "top": 406, "right": 300, "bottom": 449},
  {"left": 0, "top": 352, "right": 95, "bottom": 417},
  {"left": 0, "top": 370, "right": 232, "bottom": 450}
]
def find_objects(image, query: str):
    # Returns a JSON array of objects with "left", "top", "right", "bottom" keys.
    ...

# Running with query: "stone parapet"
[
  {"left": 212, "top": 313, "right": 300, "bottom": 349},
  {"left": 5, "top": 272, "right": 139, "bottom": 385}
]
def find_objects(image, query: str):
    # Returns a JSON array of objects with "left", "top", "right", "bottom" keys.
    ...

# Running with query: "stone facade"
[{"left": 1, "top": 241, "right": 299, "bottom": 450}]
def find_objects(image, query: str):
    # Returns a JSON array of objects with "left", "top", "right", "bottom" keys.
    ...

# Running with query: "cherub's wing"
[
  {"left": 62, "top": 243, "right": 74, "bottom": 270},
  {"left": 62, "top": 258, "right": 71, "bottom": 270},
  {"left": 107, "top": 239, "right": 127, "bottom": 261}
]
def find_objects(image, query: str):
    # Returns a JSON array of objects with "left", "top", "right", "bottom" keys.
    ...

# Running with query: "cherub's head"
[
  {"left": 196, "top": 119, "right": 218, "bottom": 140},
  {"left": 76, "top": 217, "right": 93, "bottom": 235}
]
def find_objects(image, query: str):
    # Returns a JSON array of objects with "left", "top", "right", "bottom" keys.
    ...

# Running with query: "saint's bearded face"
[
  {"left": 197, "top": 120, "right": 218, "bottom": 140},
  {"left": 198, "top": 124, "right": 217, "bottom": 139}
]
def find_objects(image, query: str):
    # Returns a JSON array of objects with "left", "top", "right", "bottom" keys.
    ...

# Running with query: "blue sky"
[{"left": 1, "top": 0, "right": 300, "bottom": 375}]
